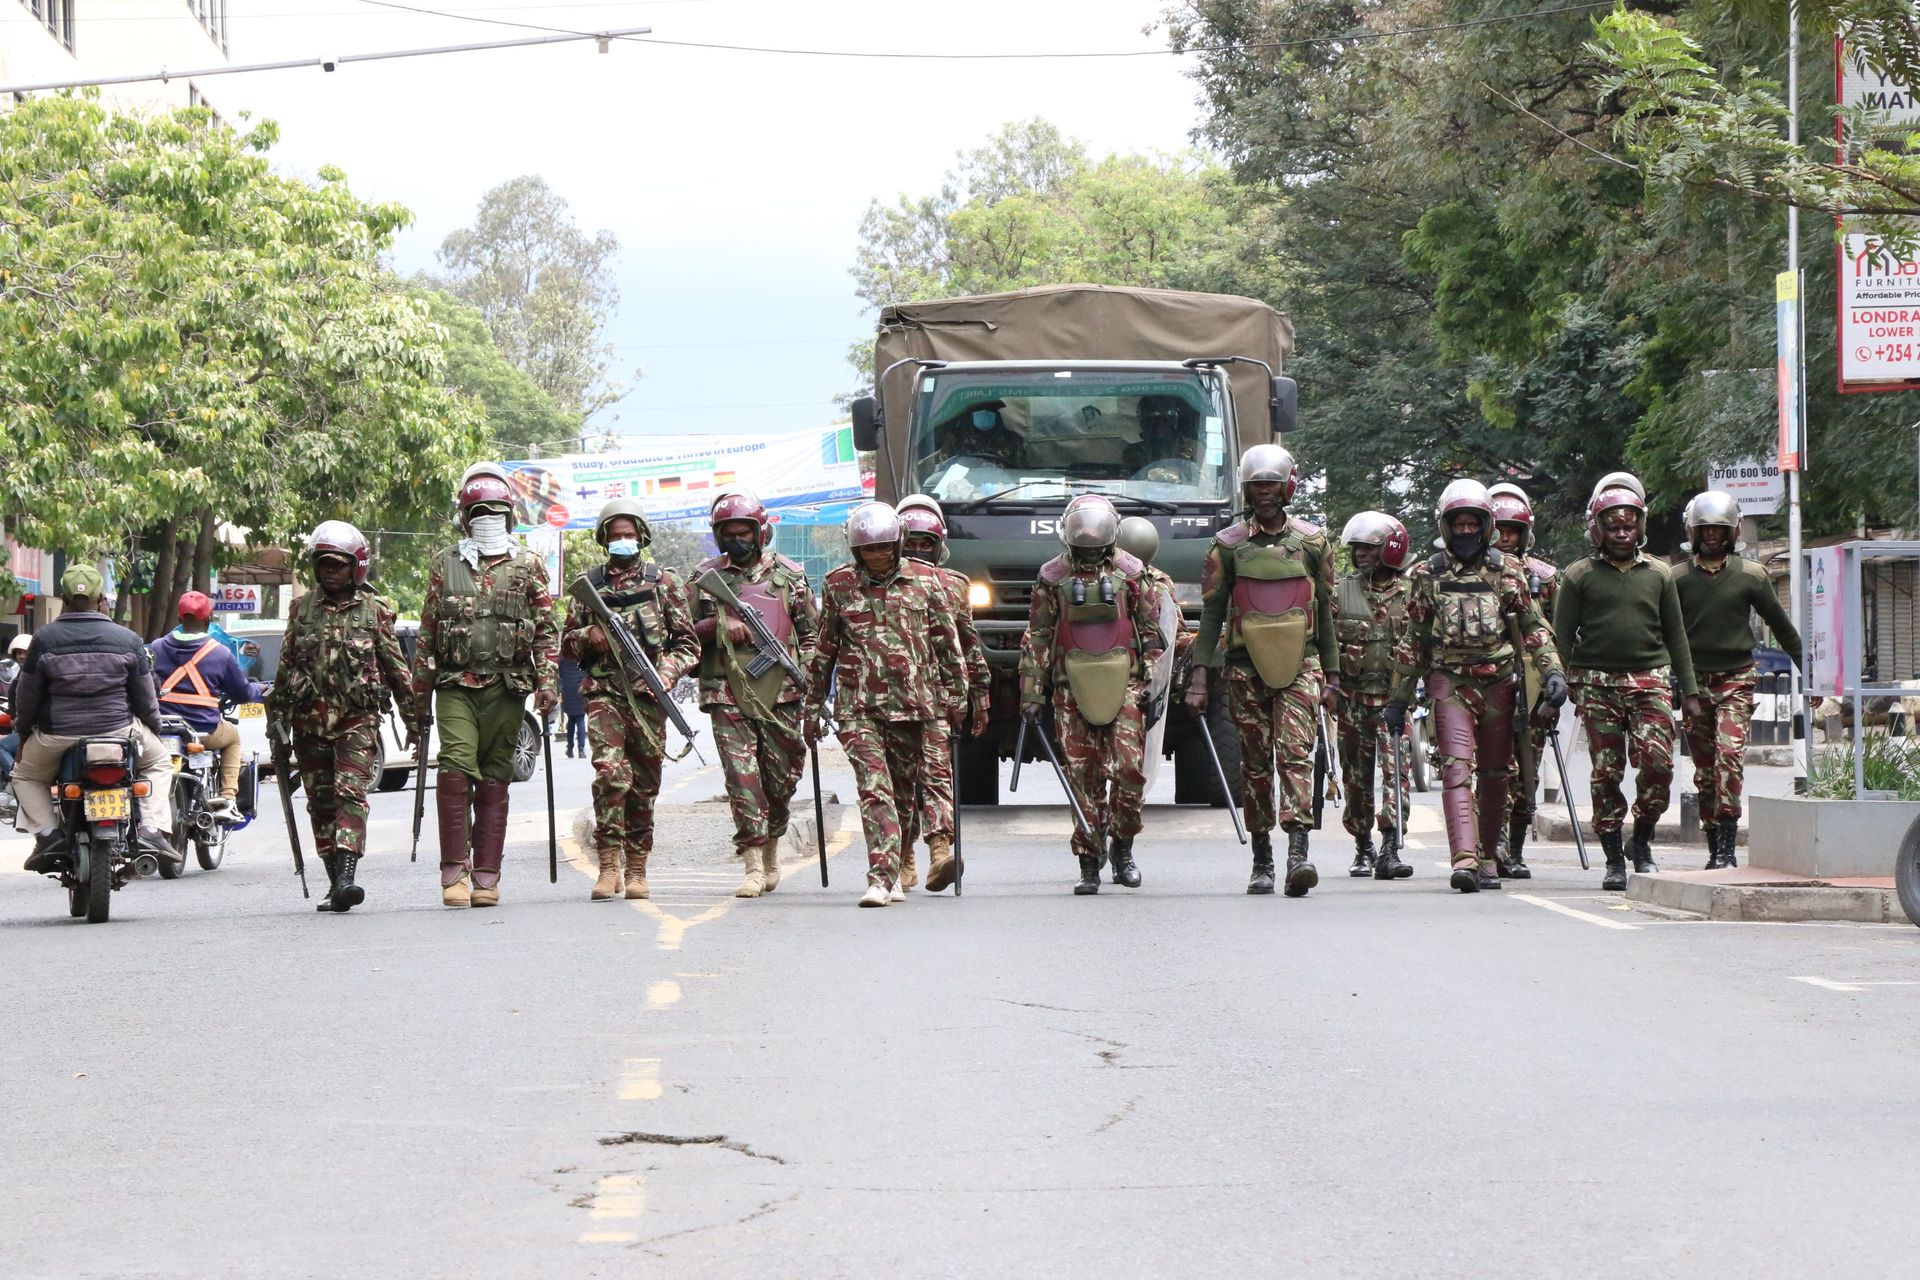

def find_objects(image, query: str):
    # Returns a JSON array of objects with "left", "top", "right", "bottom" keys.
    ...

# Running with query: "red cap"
[{"left": 177, "top": 591, "right": 214, "bottom": 623}]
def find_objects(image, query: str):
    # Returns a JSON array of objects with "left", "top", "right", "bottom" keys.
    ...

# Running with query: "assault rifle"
[
  {"left": 567, "top": 575, "right": 706, "bottom": 764},
  {"left": 694, "top": 569, "right": 806, "bottom": 686},
  {"left": 267, "top": 721, "right": 309, "bottom": 899}
]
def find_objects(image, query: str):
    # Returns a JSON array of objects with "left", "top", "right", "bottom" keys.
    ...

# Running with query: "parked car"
[{"left": 227, "top": 619, "right": 541, "bottom": 792}]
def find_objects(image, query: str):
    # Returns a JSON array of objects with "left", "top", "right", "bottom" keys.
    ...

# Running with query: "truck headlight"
[{"left": 968, "top": 580, "right": 992, "bottom": 609}]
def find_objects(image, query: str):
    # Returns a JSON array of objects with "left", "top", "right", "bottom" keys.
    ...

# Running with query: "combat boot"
[
  {"left": 1629, "top": 816, "right": 1658, "bottom": 874},
  {"left": 1501, "top": 815, "right": 1532, "bottom": 879},
  {"left": 1718, "top": 817, "right": 1739, "bottom": 869},
  {"left": 437, "top": 771, "right": 472, "bottom": 907},
  {"left": 1108, "top": 836, "right": 1141, "bottom": 888},
  {"left": 1600, "top": 831, "right": 1628, "bottom": 891},
  {"left": 1247, "top": 832, "right": 1275, "bottom": 895},
  {"left": 1074, "top": 855, "right": 1102, "bottom": 895},
  {"left": 315, "top": 854, "right": 342, "bottom": 912},
  {"left": 1477, "top": 858, "right": 1501, "bottom": 892},
  {"left": 924, "top": 835, "right": 957, "bottom": 893},
  {"left": 468, "top": 779, "right": 509, "bottom": 908},
  {"left": 1373, "top": 828, "right": 1406, "bottom": 881},
  {"left": 760, "top": 837, "right": 781, "bottom": 893},
  {"left": 330, "top": 854, "right": 365, "bottom": 913},
  {"left": 1283, "top": 830, "right": 1317, "bottom": 897},
  {"left": 1449, "top": 859, "right": 1481, "bottom": 893},
  {"left": 900, "top": 845, "right": 919, "bottom": 891},
  {"left": 1349, "top": 833, "right": 1375, "bottom": 878},
  {"left": 733, "top": 843, "right": 766, "bottom": 898},
  {"left": 593, "top": 846, "right": 624, "bottom": 900},
  {"left": 623, "top": 846, "right": 649, "bottom": 899},
  {"left": 1701, "top": 820, "right": 1723, "bottom": 871}
]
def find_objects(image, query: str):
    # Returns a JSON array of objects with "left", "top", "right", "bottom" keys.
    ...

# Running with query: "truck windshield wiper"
[
  {"left": 948, "top": 480, "right": 1070, "bottom": 512},
  {"left": 1071, "top": 489, "right": 1181, "bottom": 514}
]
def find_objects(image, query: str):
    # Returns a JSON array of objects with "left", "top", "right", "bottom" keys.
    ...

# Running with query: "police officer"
[
  {"left": 266, "top": 523, "right": 416, "bottom": 912},
  {"left": 1023, "top": 495, "right": 1165, "bottom": 895},
  {"left": 1186, "top": 444, "right": 1337, "bottom": 897},
  {"left": 412, "top": 473, "right": 559, "bottom": 908},
  {"left": 897, "top": 494, "right": 990, "bottom": 894},
  {"left": 1487, "top": 482, "right": 1556, "bottom": 879},
  {"left": 691, "top": 490, "right": 817, "bottom": 899},
  {"left": 804, "top": 503, "right": 966, "bottom": 907},
  {"left": 1673, "top": 491, "right": 1801, "bottom": 870},
  {"left": 1333, "top": 512, "right": 1415, "bottom": 879},
  {"left": 1552, "top": 475, "right": 1702, "bottom": 890},
  {"left": 562, "top": 498, "right": 700, "bottom": 902},
  {"left": 1386, "top": 481, "right": 1566, "bottom": 893}
]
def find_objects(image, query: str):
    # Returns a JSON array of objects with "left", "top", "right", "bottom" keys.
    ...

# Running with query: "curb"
[
  {"left": 1534, "top": 806, "right": 1743, "bottom": 847},
  {"left": 1625, "top": 871, "right": 1898, "bottom": 922}
]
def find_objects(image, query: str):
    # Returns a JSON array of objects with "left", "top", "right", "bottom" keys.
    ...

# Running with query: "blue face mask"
[
  {"left": 971, "top": 410, "right": 997, "bottom": 429},
  {"left": 607, "top": 538, "right": 640, "bottom": 559}
]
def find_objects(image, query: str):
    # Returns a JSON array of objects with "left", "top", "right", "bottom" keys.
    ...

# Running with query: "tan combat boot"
[
  {"left": 900, "top": 845, "right": 919, "bottom": 891},
  {"left": 759, "top": 837, "right": 780, "bottom": 894},
  {"left": 623, "top": 846, "right": 650, "bottom": 900},
  {"left": 733, "top": 843, "right": 766, "bottom": 898},
  {"left": 924, "top": 835, "right": 956, "bottom": 893},
  {"left": 591, "top": 845, "right": 623, "bottom": 901}
]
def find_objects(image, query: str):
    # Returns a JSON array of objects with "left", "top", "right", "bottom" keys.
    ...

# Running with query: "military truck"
[{"left": 850, "top": 283, "right": 1296, "bottom": 806}]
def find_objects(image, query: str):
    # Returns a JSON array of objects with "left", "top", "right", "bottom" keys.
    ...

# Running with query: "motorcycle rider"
[
  {"left": 1487, "top": 482, "right": 1556, "bottom": 880},
  {"left": 1385, "top": 481, "right": 1566, "bottom": 893},
  {"left": 148, "top": 590, "right": 261, "bottom": 821},
  {"left": 411, "top": 473, "right": 560, "bottom": 908},
  {"left": 10, "top": 564, "right": 175, "bottom": 873},
  {"left": 1333, "top": 512, "right": 1416, "bottom": 880},
  {"left": 1186, "top": 444, "right": 1338, "bottom": 897}
]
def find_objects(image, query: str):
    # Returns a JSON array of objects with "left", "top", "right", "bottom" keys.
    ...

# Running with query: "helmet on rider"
[
  {"left": 1682, "top": 490, "right": 1742, "bottom": 554},
  {"left": 595, "top": 497, "right": 651, "bottom": 549},
  {"left": 1434, "top": 479, "right": 1494, "bottom": 541},
  {"left": 177, "top": 591, "right": 214, "bottom": 624},
  {"left": 1340, "top": 511, "right": 1411, "bottom": 571},
  {"left": 455, "top": 474, "right": 516, "bottom": 533},
  {"left": 7, "top": 633, "right": 29, "bottom": 657},
  {"left": 1059, "top": 494, "right": 1120, "bottom": 551},
  {"left": 1486, "top": 482, "right": 1534, "bottom": 551},
  {"left": 1115, "top": 516, "right": 1160, "bottom": 566},
  {"left": 310, "top": 520, "right": 372, "bottom": 584},
  {"left": 1236, "top": 443, "right": 1297, "bottom": 507},
  {"left": 897, "top": 495, "right": 949, "bottom": 566},
  {"left": 709, "top": 489, "right": 770, "bottom": 547},
  {"left": 1586, "top": 481, "right": 1647, "bottom": 550}
]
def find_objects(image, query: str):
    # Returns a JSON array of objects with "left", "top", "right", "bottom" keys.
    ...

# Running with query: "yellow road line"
[{"left": 617, "top": 1058, "right": 662, "bottom": 1101}]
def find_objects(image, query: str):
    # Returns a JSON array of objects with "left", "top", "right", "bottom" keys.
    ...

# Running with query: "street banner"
[
  {"left": 1705, "top": 458, "right": 1786, "bottom": 515},
  {"left": 1835, "top": 34, "right": 1920, "bottom": 394},
  {"left": 1776, "top": 271, "right": 1806, "bottom": 470},
  {"left": 210, "top": 584, "right": 261, "bottom": 614},
  {"left": 499, "top": 426, "right": 867, "bottom": 533},
  {"left": 1806, "top": 546, "right": 1846, "bottom": 697}
]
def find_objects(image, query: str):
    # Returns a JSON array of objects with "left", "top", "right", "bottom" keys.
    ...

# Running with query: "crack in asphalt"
[
  {"left": 1094, "top": 1098, "right": 1136, "bottom": 1134},
  {"left": 983, "top": 997, "right": 1089, "bottom": 1013},
  {"left": 628, "top": 1192, "right": 803, "bottom": 1253},
  {"left": 599, "top": 1131, "right": 789, "bottom": 1165}
]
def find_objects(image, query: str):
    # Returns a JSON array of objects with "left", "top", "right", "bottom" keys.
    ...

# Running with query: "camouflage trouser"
[
  {"left": 710, "top": 704, "right": 806, "bottom": 850},
  {"left": 1504, "top": 715, "right": 1552, "bottom": 827},
  {"left": 1574, "top": 667, "right": 1675, "bottom": 835},
  {"left": 907, "top": 719, "right": 960, "bottom": 850},
  {"left": 1684, "top": 666, "right": 1757, "bottom": 823},
  {"left": 1224, "top": 658, "right": 1321, "bottom": 835},
  {"left": 586, "top": 692, "right": 665, "bottom": 858},
  {"left": 1053, "top": 689, "right": 1147, "bottom": 861},
  {"left": 292, "top": 714, "right": 380, "bottom": 861},
  {"left": 837, "top": 717, "right": 928, "bottom": 887},
  {"left": 1335, "top": 690, "right": 1410, "bottom": 837},
  {"left": 1427, "top": 671, "right": 1516, "bottom": 866}
]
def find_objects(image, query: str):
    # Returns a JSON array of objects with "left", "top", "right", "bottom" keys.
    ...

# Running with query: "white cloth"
[{"left": 458, "top": 513, "right": 514, "bottom": 568}]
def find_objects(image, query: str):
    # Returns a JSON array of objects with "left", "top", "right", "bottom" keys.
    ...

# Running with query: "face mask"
[
  {"left": 971, "top": 410, "right": 997, "bottom": 429},
  {"left": 1446, "top": 530, "right": 1485, "bottom": 563},
  {"left": 467, "top": 512, "right": 512, "bottom": 554},
  {"left": 904, "top": 546, "right": 936, "bottom": 564},
  {"left": 719, "top": 536, "right": 757, "bottom": 564},
  {"left": 1071, "top": 546, "right": 1106, "bottom": 567},
  {"left": 607, "top": 537, "right": 640, "bottom": 559}
]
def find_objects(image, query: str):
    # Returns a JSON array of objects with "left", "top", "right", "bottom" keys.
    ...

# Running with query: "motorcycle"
[
  {"left": 156, "top": 713, "right": 257, "bottom": 877},
  {"left": 38, "top": 733, "right": 153, "bottom": 923}
]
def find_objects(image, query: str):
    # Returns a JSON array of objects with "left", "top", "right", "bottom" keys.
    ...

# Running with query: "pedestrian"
[
  {"left": 149, "top": 590, "right": 261, "bottom": 823},
  {"left": 559, "top": 657, "right": 587, "bottom": 758},
  {"left": 690, "top": 490, "right": 817, "bottom": 900},
  {"left": 411, "top": 472, "right": 559, "bottom": 908},
  {"left": 803, "top": 502, "right": 966, "bottom": 908},
  {"left": 1487, "top": 482, "right": 1557, "bottom": 879},
  {"left": 896, "top": 494, "right": 990, "bottom": 895},
  {"left": 265, "top": 523, "right": 417, "bottom": 913},
  {"left": 1023, "top": 495, "right": 1165, "bottom": 895},
  {"left": 1186, "top": 444, "right": 1338, "bottom": 897},
  {"left": 1333, "top": 511, "right": 1416, "bottom": 879},
  {"left": 561, "top": 498, "right": 700, "bottom": 902},
  {"left": 1385, "top": 481, "right": 1566, "bottom": 893},
  {"left": 1552, "top": 474, "right": 1703, "bottom": 890},
  {"left": 1672, "top": 491, "right": 1802, "bottom": 869}
]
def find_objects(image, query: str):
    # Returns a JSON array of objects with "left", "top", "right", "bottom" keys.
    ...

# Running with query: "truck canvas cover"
[{"left": 874, "top": 284, "right": 1294, "bottom": 442}]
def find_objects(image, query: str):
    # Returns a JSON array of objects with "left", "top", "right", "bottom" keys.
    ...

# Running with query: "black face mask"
[
  {"left": 1447, "top": 530, "right": 1486, "bottom": 563},
  {"left": 719, "top": 536, "right": 757, "bottom": 565},
  {"left": 903, "top": 547, "right": 937, "bottom": 564}
]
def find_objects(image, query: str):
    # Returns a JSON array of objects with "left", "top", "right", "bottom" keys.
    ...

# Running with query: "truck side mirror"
[
  {"left": 1270, "top": 376, "right": 1298, "bottom": 437},
  {"left": 851, "top": 396, "right": 880, "bottom": 452}
]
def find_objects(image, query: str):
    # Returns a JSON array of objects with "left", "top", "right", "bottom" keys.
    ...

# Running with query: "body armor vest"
[
  {"left": 587, "top": 560, "right": 666, "bottom": 676},
  {"left": 1041, "top": 552, "right": 1141, "bottom": 726},
  {"left": 432, "top": 547, "right": 542, "bottom": 681},
  {"left": 1428, "top": 551, "right": 1515, "bottom": 670},
  {"left": 1335, "top": 575, "right": 1399, "bottom": 693},
  {"left": 282, "top": 591, "right": 387, "bottom": 714},
  {"left": 698, "top": 556, "right": 802, "bottom": 710},
  {"left": 1223, "top": 526, "right": 1315, "bottom": 689}
]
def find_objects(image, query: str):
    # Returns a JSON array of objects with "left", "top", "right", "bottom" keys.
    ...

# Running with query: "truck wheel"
[
  {"left": 1173, "top": 693, "right": 1244, "bottom": 808},
  {"left": 958, "top": 734, "right": 999, "bottom": 806},
  {"left": 1897, "top": 813, "right": 1920, "bottom": 927}
]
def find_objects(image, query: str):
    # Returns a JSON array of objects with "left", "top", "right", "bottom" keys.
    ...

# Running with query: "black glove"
[
  {"left": 1381, "top": 700, "right": 1407, "bottom": 734},
  {"left": 1543, "top": 672, "right": 1569, "bottom": 709},
  {"left": 1020, "top": 702, "right": 1043, "bottom": 724}
]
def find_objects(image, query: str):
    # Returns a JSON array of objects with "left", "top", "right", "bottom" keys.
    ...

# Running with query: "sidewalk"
[{"left": 1626, "top": 865, "right": 1902, "bottom": 923}]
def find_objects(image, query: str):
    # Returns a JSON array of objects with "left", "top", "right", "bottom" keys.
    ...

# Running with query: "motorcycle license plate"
[
  {"left": 237, "top": 703, "right": 264, "bottom": 719},
  {"left": 84, "top": 789, "right": 130, "bottom": 821}
]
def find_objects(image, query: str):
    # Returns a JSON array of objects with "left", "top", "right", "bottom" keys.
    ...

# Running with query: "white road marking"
[
  {"left": 1790, "top": 976, "right": 1865, "bottom": 992},
  {"left": 647, "top": 979, "right": 682, "bottom": 1009},
  {"left": 1508, "top": 893, "right": 1642, "bottom": 931},
  {"left": 617, "top": 1057, "right": 663, "bottom": 1101},
  {"left": 576, "top": 1173, "right": 647, "bottom": 1243},
  {"left": 1790, "top": 976, "right": 1920, "bottom": 991}
]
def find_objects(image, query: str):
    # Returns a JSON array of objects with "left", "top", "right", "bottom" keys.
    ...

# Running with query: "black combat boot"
[
  {"left": 1283, "top": 830, "right": 1317, "bottom": 897},
  {"left": 1719, "top": 817, "right": 1739, "bottom": 868},
  {"left": 1247, "top": 832, "right": 1275, "bottom": 895},
  {"left": 1373, "top": 828, "right": 1406, "bottom": 880},
  {"left": 1108, "top": 837, "right": 1141, "bottom": 889},
  {"left": 1477, "top": 859, "right": 1502, "bottom": 891},
  {"left": 1074, "top": 855, "right": 1102, "bottom": 896},
  {"left": 315, "top": 855, "right": 342, "bottom": 912},
  {"left": 1349, "top": 833, "right": 1375, "bottom": 878},
  {"left": 1629, "top": 816, "right": 1658, "bottom": 873},
  {"left": 1502, "top": 815, "right": 1532, "bottom": 879},
  {"left": 329, "top": 853, "right": 365, "bottom": 913},
  {"left": 1449, "top": 861, "right": 1481, "bottom": 893},
  {"left": 1702, "top": 820, "right": 1724, "bottom": 870},
  {"left": 1600, "top": 832, "right": 1628, "bottom": 890}
]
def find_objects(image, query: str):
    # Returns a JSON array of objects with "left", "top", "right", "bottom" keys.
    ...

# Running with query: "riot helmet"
[
  {"left": 310, "top": 520, "right": 372, "bottom": 584},
  {"left": 1115, "top": 516, "right": 1160, "bottom": 566}
]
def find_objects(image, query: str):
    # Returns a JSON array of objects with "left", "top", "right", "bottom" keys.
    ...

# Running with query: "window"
[
  {"left": 20, "top": 0, "right": 76, "bottom": 53},
  {"left": 186, "top": 0, "right": 227, "bottom": 53}
]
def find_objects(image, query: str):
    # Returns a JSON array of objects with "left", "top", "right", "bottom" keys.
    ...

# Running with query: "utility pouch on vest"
[
  {"left": 1241, "top": 611, "right": 1308, "bottom": 690},
  {"left": 1063, "top": 648, "right": 1131, "bottom": 726}
]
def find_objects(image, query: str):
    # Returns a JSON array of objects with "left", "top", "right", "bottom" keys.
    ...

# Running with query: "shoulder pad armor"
[
  {"left": 1038, "top": 554, "right": 1073, "bottom": 585},
  {"left": 1289, "top": 517, "right": 1323, "bottom": 539},
  {"left": 775, "top": 554, "right": 807, "bottom": 576},
  {"left": 1112, "top": 549, "right": 1144, "bottom": 576},
  {"left": 697, "top": 554, "right": 727, "bottom": 573},
  {"left": 1214, "top": 523, "right": 1252, "bottom": 548}
]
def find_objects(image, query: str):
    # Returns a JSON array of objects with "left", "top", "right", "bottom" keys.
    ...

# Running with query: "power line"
[{"left": 0, "top": 0, "right": 698, "bottom": 24}]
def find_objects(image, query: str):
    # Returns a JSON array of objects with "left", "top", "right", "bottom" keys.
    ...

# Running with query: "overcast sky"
[{"left": 192, "top": 0, "right": 1210, "bottom": 447}]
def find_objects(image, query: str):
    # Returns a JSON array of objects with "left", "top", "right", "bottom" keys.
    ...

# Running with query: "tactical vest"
[
  {"left": 698, "top": 555, "right": 803, "bottom": 710},
  {"left": 1427, "top": 551, "right": 1515, "bottom": 670},
  {"left": 1041, "top": 552, "right": 1141, "bottom": 727},
  {"left": 1335, "top": 575, "right": 1399, "bottom": 693},
  {"left": 280, "top": 591, "right": 388, "bottom": 714},
  {"left": 586, "top": 560, "right": 668, "bottom": 678},
  {"left": 431, "top": 546, "right": 543, "bottom": 680},
  {"left": 1223, "top": 524, "right": 1317, "bottom": 689}
]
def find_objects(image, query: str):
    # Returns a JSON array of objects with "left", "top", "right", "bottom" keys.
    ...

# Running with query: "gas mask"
[{"left": 1446, "top": 529, "right": 1485, "bottom": 564}]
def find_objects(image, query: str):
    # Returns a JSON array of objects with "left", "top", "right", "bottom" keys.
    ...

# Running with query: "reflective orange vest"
[{"left": 158, "top": 637, "right": 224, "bottom": 709}]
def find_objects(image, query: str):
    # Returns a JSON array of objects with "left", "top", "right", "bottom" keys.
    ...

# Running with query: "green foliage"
[
  {"left": 413, "top": 287, "right": 582, "bottom": 458},
  {"left": 1808, "top": 732, "right": 1920, "bottom": 800}
]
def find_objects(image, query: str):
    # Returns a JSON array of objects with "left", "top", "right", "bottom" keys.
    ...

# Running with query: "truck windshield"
[{"left": 908, "top": 369, "right": 1232, "bottom": 506}]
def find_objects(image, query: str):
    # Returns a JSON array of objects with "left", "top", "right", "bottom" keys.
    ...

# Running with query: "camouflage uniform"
[
  {"left": 410, "top": 544, "right": 558, "bottom": 900},
  {"left": 562, "top": 558, "right": 701, "bottom": 885},
  {"left": 266, "top": 584, "right": 414, "bottom": 870},
  {"left": 805, "top": 559, "right": 965, "bottom": 889},
  {"left": 907, "top": 563, "right": 991, "bottom": 866},
  {"left": 1392, "top": 551, "right": 1560, "bottom": 874},
  {"left": 1334, "top": 570, "right": 1412, "bottom": 838},
  {"left": 1504, "top": 557, "right": 1558, "bottom": 834},
  {"left": 692, "top": 551, "right": 818, "bottom": 855},
  {"left": 1020, "top": 547, "right": 1165, "bottom": 867}
]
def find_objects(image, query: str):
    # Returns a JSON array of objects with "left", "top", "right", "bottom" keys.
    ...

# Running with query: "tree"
[
  {"left": 414, "top": 287, "right": 583, "bottom": 459},
  {"left": 436, "top": 176, "right": 627, "bottom": 420}
]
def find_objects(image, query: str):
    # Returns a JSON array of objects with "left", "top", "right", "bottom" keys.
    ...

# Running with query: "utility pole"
[{"left": 1787, "top": 1, "right": 1809, "bottom": 793}]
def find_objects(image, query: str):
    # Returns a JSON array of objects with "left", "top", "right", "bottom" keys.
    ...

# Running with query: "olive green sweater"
[
  {"left": 1551, "top": 553, "right": 1699, "bottom": 696},
  {"left": 1672, "top": 555, "right": 1803, "bottom": 674}
]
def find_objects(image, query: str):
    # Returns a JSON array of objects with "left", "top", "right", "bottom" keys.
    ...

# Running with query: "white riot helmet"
[
  {"left": 1236, "top": 443, "right": 1298, "bottom": 506},
  {"left": 846, "top": 501, "right": 903, "bottom": 552},
  {"left": 1434, "top": 479, "right": 1495, "bottom": 543},
  {"left": 1681, "top": 490, "right": 1743, "bottom": 554},
  {"left": 1591, "top": 471, "right": 1646, "bottom": 505},
  {"left": 1059, "top": 494, "right": 1120, "bottom": 551},
  {"left": 1341, "top": 511, "right": 1412, "bottom": 571}
]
